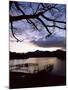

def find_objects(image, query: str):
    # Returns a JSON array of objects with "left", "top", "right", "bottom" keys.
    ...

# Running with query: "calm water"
[{"left": 9, "top": 57, "right": 66, "bottom": 76}]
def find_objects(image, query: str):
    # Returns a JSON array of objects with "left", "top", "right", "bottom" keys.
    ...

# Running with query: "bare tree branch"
[
  {"left": 27, "top": 19, "right": 39, "bottom": 30},
  {"left": 9, "top": 2, "right": 66, "bottom": 41},
  {"left": 41, "top": 14, "right": 66, "bottom": 24},
  {"left": 46, "top": 25, "right": 66, "bottom": 30},
  {"left": 11, "top": 22, "right": 23, "bottom": 42},
  {"left": 14, "top": 2, "right": 25, "bottom": 15},
  {"left": 37, "top": 17, "right": 52, "bottom": 36},
  {"left": 10, "top": 13, "right": 66, "bottom": 24}
]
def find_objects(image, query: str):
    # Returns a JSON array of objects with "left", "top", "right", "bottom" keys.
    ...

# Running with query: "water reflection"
[{"left": 9, "top": 57, "right": 65, "bottom": 76}]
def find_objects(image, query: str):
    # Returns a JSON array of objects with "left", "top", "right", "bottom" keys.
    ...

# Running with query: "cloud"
[{"left": 31, "top": 36, "right": 66, "bottom": 48}]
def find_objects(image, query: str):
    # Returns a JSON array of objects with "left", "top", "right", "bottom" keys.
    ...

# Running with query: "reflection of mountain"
[{"left": 10, "top": 49, "right": 66, "bottom": 60}]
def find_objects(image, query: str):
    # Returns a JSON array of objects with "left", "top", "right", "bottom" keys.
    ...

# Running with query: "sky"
[{"left": 9, "top": 2, "right": 66, "bottom": 53}]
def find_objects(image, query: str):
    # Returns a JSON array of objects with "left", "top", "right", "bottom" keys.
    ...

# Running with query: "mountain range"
[{"left": 10, "top": 49, "right": 66, "bottom": 60}]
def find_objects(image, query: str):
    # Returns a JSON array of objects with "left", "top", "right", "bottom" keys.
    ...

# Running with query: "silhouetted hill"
[{"left": 10, "top": 49, "right": 66, "bottom": 60}]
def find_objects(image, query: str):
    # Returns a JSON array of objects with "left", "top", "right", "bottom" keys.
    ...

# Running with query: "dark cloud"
[{"left": 31, "top": 36, "right": 66, "bottom": 48}]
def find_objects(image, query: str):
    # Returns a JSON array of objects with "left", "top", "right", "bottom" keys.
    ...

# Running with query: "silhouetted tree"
[{"left": 9, "top": 1, "right": 66, "bottom": 42}]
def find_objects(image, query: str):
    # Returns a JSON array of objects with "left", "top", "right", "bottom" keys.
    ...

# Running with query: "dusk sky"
[{"left": 9, "top": 2, "right": 66, "bottom": 53}]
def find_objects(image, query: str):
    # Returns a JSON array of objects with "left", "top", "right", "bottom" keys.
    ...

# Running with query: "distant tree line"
[{"left": 10, "top": 50, "right": 66, "bottom": 60}]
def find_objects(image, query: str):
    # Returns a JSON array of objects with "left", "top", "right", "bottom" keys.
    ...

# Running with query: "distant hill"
[{"left": 9, "top": 49, "right": 66, "bottom": 60}]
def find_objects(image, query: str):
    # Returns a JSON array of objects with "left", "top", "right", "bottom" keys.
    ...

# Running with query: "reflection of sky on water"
[{"left": 10, "top": 57, "right": 65, "bottom": 76}]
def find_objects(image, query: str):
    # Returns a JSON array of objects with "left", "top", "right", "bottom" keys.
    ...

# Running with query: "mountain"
[{"left": 10, "top": 49, "right": 66, "bottom": 60}]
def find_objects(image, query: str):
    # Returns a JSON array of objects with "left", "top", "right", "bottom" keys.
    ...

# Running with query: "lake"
[{"left": 9, "top": 57, "right": 66, "bottom": 76}]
